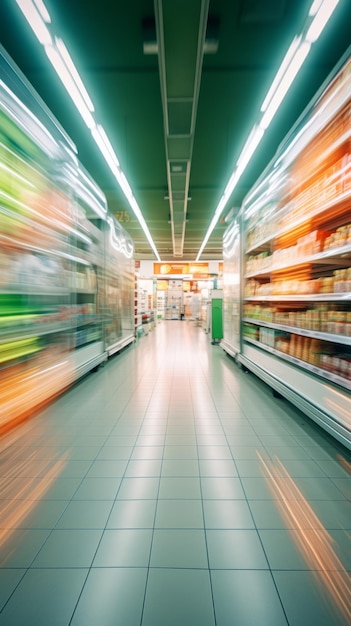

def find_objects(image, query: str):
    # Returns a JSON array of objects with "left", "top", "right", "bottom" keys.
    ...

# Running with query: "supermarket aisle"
[{"left": 0, "top": 321, "right": 350, "bottom": 626}]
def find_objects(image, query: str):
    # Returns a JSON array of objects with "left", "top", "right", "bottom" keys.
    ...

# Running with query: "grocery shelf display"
[
  {"left": 102, "top": 215, "right": 135, "bottom": 355},
  {"left": 0, "top": 47, "right": 134, "bottom": 433},
  {"left": 221, "top": 219, "right": 241, "bottom": 357},
  {"left": 223, "top": 49, "right": 351, "bottom": 449}
]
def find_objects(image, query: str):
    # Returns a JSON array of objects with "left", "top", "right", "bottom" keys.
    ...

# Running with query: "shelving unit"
[
  {"left": 236, "top": 52, "right": 351, "bottom": 449},
  {"left": 102, "top": 216, "right": 134, "bottom": 355},
  {"left": 0, "top": 47, "right": 135, "bottom": 433},
  {"left": 220, "top": 219, "right": 241, "bottom": 357}
]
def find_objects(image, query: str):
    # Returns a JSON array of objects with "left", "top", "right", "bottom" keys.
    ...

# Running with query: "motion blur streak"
[
  {"left": 258, "top": 452, "right": 351, "bottom": 623},
  {"left": 0, "top": 446, "right": 68, "bottom": 564}
]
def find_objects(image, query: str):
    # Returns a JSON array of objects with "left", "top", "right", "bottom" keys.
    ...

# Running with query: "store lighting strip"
[
  {"left": 196, "top": 0, "right": 341, "bottom": 261},
  {"left": 15, "top": 0, "right": 161, "bottom": 261}
]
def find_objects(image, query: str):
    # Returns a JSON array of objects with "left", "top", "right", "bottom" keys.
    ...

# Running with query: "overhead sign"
[{"left": 154, "top": 262, "right": 209, "bottom": 275}]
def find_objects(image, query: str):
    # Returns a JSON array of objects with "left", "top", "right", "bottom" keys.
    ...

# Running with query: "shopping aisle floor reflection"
[{"left": 0, "top": 321, "right": 350, "bottom": 625}]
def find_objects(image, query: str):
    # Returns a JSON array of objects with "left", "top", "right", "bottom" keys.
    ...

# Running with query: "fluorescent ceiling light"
[
  {"left": 306, "top": 0, "right": 340, "bottom": 42},
  {"left": 236, "top": 125, "right": 265, "bottom": 172},
  {"left": 196, "top": 0, "right": 341, "bottom": 260},
  {"left": 45, "top": 45, "right": 96, "bottom": 129},
  {"left": 33, "top": 0, "right": 50, "bottom": 22},
  {"left": 309, "top": 0, "right": 325, "bottom": 15},
  {"left": 261, "top": 37, "right": 301, "bottom": 113},
  {"left": 260, "top": 41, "right": 311, "bottom": 130},
  {"left": 16, "top": 0, "right": 161, "bottom": 261},
  {"left": 55, "top": 38, "right": 94, "bottom": 111},
  {"left": 91, "top": 126, "right": 120, "bottom": 173},
  {"left": 96, "top": 125, "right": 119, "bottom": 166},
  {"left": 16, "top": 0, "right": 52, "bottom": 45}
]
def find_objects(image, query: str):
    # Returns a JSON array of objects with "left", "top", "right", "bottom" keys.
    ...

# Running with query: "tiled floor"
[{"left": 0, "top": 320, "right": 350, "bottom": 625}]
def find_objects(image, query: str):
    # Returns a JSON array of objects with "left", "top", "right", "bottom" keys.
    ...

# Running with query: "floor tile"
[
  {"left": 136, "top": 435, "right": 166, "bottom": 446},
  {"left": 0, "top": 570, "right": 25, "bottom": 611},
  {"left": 32, "top": 529, "right": 102, "bottom": 568},
  {"left": 0, "top": 499, "right": 68, "bottom": 530},
  {"left": 230, "top": 446, "right": 269, "bottom": 460},
  {"left": 226, "top": 435, "right": 263, "bottom": 446},
  {"left": 265, "top": 446, "right": 312, "bottom": 460},
  {"left": 293, "top": 477, "right": 348, "bottom": 500},
  {"left": 206, "top": 529, "right": 269, "bottom": 569},
  {"left": 39, "top": 478, "right": 82, "bottom": 500},
  {"left": 162, "top": 459, "right": 199, "bottom": 477},
  {"left": 165, "top": 435, "right": 197, "bottom": 446},
  {"left": 86, "top": 460, "right": 128, "bottom": 478},
  {"left": 273, "top": 570, "right": 351, "bottom": 626},
  {"left": 0, "top": 569, "right": 87, "bottom": 626},
  {"left": 200, "top": 476, "right": 246, "bottom": 500},
  {"left": 314, "top": 458, "right": 351, "bottom": 478},
  {"left": 0, "top": 529, "right": 50, "bottom": 567},
  {"left": 196, "top": 435, "right": 228, "bottom": 446},
  {"left": 203, "top": 499, "right": 255, "bottom": 529},
  {"left": 155, "top": 499, "right": 204, "bottom": 528},
  {"left": 198, "top": 459, "right": 238, "bottom": 477},
  {"left": 249, "top": 500, "right": 295, "bottom": 529},
  {"left": 131, "top": 446, "right": 164, "bottom": 460},
  {"left": 211, "top": 570, "right": 288, "bottom": 626},
  {"left": 125, "top": 459, "right": 162, "bottom": 477},
  {"left": 93, "top": 529, "right": 152, "bottom": 566},
  {"left": 105, "top": 436, "right": 138, "bottom": 447},
  {"left": 142, "top": 568, "right": 215, "bottom": 626},
  {"left": 116, "top": 477, "right": 160, "bottom": 500},
  {"left": 259, "top": 527, "right": 351, "bottom": 571},
  {"left": 308, "top": 499, "right": 351, "bottom": 529},
  {"left": 107, "top": 499, "right": 157, "bottom": 528},
  {"left": 71, "top": 568, "right": 148, "bottom": 626},
  {"left": 198, "top": 446, "right": 232, "bottom": 460},
  {"left": 331, "top": 478, "right": 351, "bottom": 500},
  {"left": 97, "top": 446, "right": 133, "bottom": 460},
  {"left": 159, "top": 476, "right": 201, "bottom": 499},
  {"left": 55, "top": 500, "right": 113, "bottom": 529},
  {"left": 72, "top": 477, "right": 121, "bottom": 500},
  {"left": 150, "top": 529, "right": 208, "bottom": 568},
  {"left": 163, "top": 445, "right": 198, "bottom": 459}
]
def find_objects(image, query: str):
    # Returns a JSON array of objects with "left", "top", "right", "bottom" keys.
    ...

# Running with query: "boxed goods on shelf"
[{"left": 237, "top": 52, "right": 351, "bottom": 450}]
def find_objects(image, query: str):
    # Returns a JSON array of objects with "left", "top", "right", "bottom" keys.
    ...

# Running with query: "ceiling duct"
[{"left": 154, "top": 0, "right": 209, "bottom": 257}]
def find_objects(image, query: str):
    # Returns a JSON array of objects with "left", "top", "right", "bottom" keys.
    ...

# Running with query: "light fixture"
[
  {"left": 196, "top": 0, "right": 342, "bottom": 261},
  {"left": 260, "top": 36, "right": 301, "bottom": 114},
  {"left": 16, "top": 0, "right": 161, "bottom": 261},
  {"left": 260, "top": 41, "right": 311, "bottom": 130},
  {"left": 44, "top": 44, "right": 96, "bottom": 129},
  {"left": 91, "top": 125, "right": 120, "bottom": 172},
  {"left": 306, "top": 0, "right": 340, "bottom": 42},
  {"left": 55, "top": 38, "right": 94, "bottom": 111}
]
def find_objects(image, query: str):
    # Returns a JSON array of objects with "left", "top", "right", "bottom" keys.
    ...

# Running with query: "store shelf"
[
  {"left": 0, "top": 322, "right": 72, "bottom": 343},
  {"left": 236, "top": 53, "right": 351, "bottom": 448},
  {"left": 243, "top": 336, "right": 351, "bottom": 392},
  {"left": 246, "top": 189, "right": 351, "bottom": 254},
  {"left": 244, "top": 293, "right": 351, "bottom": 301},
  {"left": 242, "top": 317, "right": 351, "bottom": 345},
  {"left": 245, "top": 243, "right": 351, "bottom": 278}
]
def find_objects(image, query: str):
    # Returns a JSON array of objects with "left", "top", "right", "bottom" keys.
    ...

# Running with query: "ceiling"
[{"left": 1, "top": 0, "right": 351, "bottom": 261}]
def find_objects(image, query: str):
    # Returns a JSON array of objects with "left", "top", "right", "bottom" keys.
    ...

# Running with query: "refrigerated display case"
[{"left": 237, "top": 50, "right": 351, "bottom": 449}]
